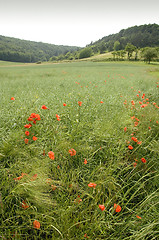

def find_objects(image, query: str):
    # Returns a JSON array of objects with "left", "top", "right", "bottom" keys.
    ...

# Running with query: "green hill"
[
  {"left": 88, "top": 23, "right": 159, "bottom": 53},
  {"left": 0, "top": 35, "right": 81, "bottom": 63}
]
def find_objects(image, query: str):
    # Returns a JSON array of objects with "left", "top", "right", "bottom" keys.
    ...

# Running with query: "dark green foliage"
[
  {"left": 0, "top": 35, "right": 80, "bottom": 63},
  {"left": 79, "top": 47, "right": 93, "bottom": 59},
  {"left": 89, "top": 24, "right": 159, "bottom": 53},
  {"left": 141, "top": 47, "right": 158, "bottom": 63}
]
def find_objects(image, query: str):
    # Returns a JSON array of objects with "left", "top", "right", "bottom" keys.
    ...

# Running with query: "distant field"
[{"left": 0, "top": 61, "right": 159, "bottom": 239}]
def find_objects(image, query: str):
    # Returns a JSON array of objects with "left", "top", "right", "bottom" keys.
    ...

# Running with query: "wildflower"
[
  {"left": 24, "top": 123, "right": 32, "bottom": 128},
  {"left": 24, "top": 138, "right": 29, "bottom": 144},
  {"left": 141, "top": 104, "right": 147, "bottom": 108},
  {"left": 84, "top": 159, "right": 87, "bottom": 164},
  {"left": 74, "top": 195, "right": 82, "bottom": 203},
  {"left": 139, "top": 101, "right": 142, "bottom": 104},
  {"left": 114, "top": 203, "right": 121, "bottom": 212},
  {"left": 69, "top": 148, "right": 76, "bottom": 156},
  {"left": 132, "top": 137, "right": 138, "bottom": 142},
  {"left": 99, "top": 204, "right": 105, "bottom": 211},
  {"left": 148, "top": 126, "right": 151, "bottom": 130},
  {"left": 31, "top": 174, "right": 38, "bottom": 181},
  {"left": 133, "top": 162, "right": 137, "bottom": 167},
  {"left": 84, "top": 233, "right": 89, "bottom": 238},
  {"left": 137, "top": 141, "right": 142, "bottom": 145},
  {"left": 46, "top": 178, "right": 52, "bottom": 184},
  {"left": 56, "top": 114, "right": 61, "bottom": 121},
  {"left": 100, "top": 101, "right": 104, "bottom": 103},
  {"left": 48, "top": 151, "right": 55, "bottom": 160},
  {"left": 63, "top": 103, "right": 67, "bottom": 106},
  {"left": 22, "top": 200, "right": 29, "bottom": 209},
  {"left": 41, "top": 105, "right": 47, "bottom": 109},
  {"left": 131, "top": 100, "right": 135, "bottom": 105},
  {"left": 32, "top": 136, "right": 38, "bottom": 141},
  {"left": 141, "top": 158, "right": 146, "bottom": 163},
  {"left": 14, "top": 175, "right": 23, "bottom": 181},
  {"left": 128, "top": 145, "right": 133, "bottom": 150},
  {"left": 25, "top": 131, "right": 29, "bottom": 136},
  {"left": 51, "top": 185, "right": 57, "bottom": 191},
  {"left": 88, "top": 182, "right": 97, "bottom": 188},
  {"left": 134, "top": 121, "right": 138, "bottom": 127},
  {"left": 31, "top": 113, "right": 41, "bottom": 121},
  {"left": 78, "top": 101, "right": 82, "bottom": 106},
  {"left": 136, "top": 215, "right": 142, "bottom": 219},
  {"left": 21, "top": 173, "right": 28, "bottom": 177},
  {"left": 131, "top": 116, "right": 135, "bottom": 119},
  {"left": 124, "top": 127, "right": 127, "bottom": 132},
  {"left": 33, "top": 220, "right": 40, "bottom": 229},
  {"left": 136, "top": 94, "right": 139, "bottom": 97},
  {"left": 11, "top": 97, "right": 15, "bottom": 100}
]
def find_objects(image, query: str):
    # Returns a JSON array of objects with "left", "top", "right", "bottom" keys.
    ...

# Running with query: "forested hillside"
[
  {"left": 0, "top": 36, "right": 80, "bottom": 63},
  {"left": 88, "top": 24, "right": 159, "bottom": 53}
]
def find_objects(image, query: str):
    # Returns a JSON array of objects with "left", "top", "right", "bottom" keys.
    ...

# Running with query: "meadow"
[{"left": 0, "top": 61, "right": 159, "bottom": 239}]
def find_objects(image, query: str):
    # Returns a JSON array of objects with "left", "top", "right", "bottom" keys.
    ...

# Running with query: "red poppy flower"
[
  {"left": 78, "top": 101, "right": 82, "bottom": 106},
  {"left": 56, "top": 114, "right": 61, "bottom": 121},
  {"left": 88, "top": 182, "right": 97, "bottom": 188},
  {"left": 24, "top": 123, "right": 32, "bottom": 128},
  {"left": 84, "top": 159, "right": 87, "bottom": 164},
  {"left": 139, "top": 101, "right": 142, "bottom": 104},
  {"left": 136, "top": 215, "right": 142, "bottom": 219},
  {"left": 31, "top": 174, "right": 38, "bottom": 181},
  {"left": 41, "top": 105, "right": 47, "bottom": 109},
  {"left": 25, "top": 131, "right": 29, "bottom": 136},
  {"left": 137, "top": 141, "right": 142, "bottom": 145},
  {"left": 114, "top": 203, "right": 121, "bottom": 212},
  {"left": 63, "top": 103, "right": 67, "bottom": 106},
  {"left": 51, "top": 185, "right": 57, "bottom": 191},
  {"left": 24, "top": 138, "right": 29, "bottom": 144},
  {"left": 131, "top": 137, "right": 138, "bottom": 142},
  {"left": 128, "top": 145, "right": 133, "bottom": 150},
  {"left": 32, "top": 136, "right": 38, "bottom": 141},
  {"left": 99, "top": 204, "right": 105, "bottom": 211},
  {"left": 134, "top": 121, "right": 138, "bottom": 127},
  {"left": 14, "top": 175, "right": 23, "bottom": 181},
  {"left": 22, "top": 200, "right": 29, "bottom": 209},
  {"left": 141, "top": 158, "right": 146, "bottom": 163},
  {"left": 100, "top": 101, "right": 103, "bottom": 103},
  {"left": 124, "top": 127, "right": 127, "bottom": 132},
  {"left": 69, "top": 148, "right": 76, "bottom": 156},
  {"left": 33, "top": 220, "right": 40, "bottom": 229},
  {"left": 11, "top": 97, "right": 15, "bottom": 100},
  {"left": 30, "top": 113, "right": 41, "bottom": 121},
  {"left": 48, "top": 151, "right": 55, "bottom": 160},
  {"left": 84, "top": 233, "right": 89, "bottom": 238},
  {"left": 133, "top": 162, "right": 137, "bottom": 167}
]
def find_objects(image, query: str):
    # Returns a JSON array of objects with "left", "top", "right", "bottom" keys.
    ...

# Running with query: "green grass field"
[{"left": 0, "top": 61, "right": 159, "bottom": 239}]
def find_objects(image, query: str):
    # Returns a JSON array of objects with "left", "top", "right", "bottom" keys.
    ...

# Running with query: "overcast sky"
[{"left": 0, "top": 0, "right": 158, "bottom": 47}]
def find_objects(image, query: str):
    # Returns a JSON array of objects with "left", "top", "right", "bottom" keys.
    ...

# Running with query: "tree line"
[
  {"left": 0, "top": 35, "right": 80, "bottom": 63},
  {"left": 0, "top": 24, "right": 159, "bottom": 63}
]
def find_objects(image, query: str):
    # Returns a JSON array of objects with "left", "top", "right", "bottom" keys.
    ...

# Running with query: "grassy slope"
[{"left": 0, "top": 61, "right": 159, "bottom": 239}]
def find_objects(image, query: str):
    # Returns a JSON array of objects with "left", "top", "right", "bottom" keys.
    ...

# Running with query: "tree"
[
  {"left": 114, "top": 41, "right": 120, "bottom": 51},
  {"left": 125, "top": 43, "right": 136, "bottom": 60},
  {"left": 141, "top": 47, "right": 158, "bottom": 63},
  {"left": 79, "top": 47, "right": 93, "bottom": 59}
]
